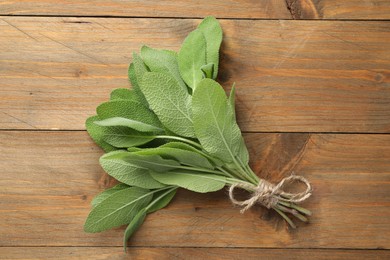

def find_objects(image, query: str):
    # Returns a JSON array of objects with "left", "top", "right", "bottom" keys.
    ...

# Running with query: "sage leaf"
[
  {"left": 119, "top": 152, "right": 180, "bottom": 172},
  {"left": 123, "top": 209, "right": 147, "bottom": 252},
  {"left": 227, "top": 84, "right": 249, "bottom": 165},
  {"left": 100, "top": 151, "right": 165, "bottom": 189},
  {"left": 162, "top": 142, "right": 224, "bottom": 167},
  {"left": 237, "top": 137, "right": 249, "bottom": 166},
  {"left": 102, "top": 127, "right": 156, "bottom": 148},
  {"left": 84, "top": 187, "right": 152, "bottom": 233},
  {"left": 129, "top": 53, "right": 149, "bottom": 104},
  {"left": 197, "top": 16, "right": 223, "bottom": 79},
  {"left": 110, "top": 88, "right": 139, "bottom": 102},
  {"left": 94, "top": 117, "right": 164, "bottom": 133},
  {"left": 136, "top": 146, "right": 214, "bottom": 169},
  {"left": 192, "top": 78, "right": 242, "bottom": 163},
  {"left": 97, "top": 100, "right": 162, "bottom": 130},
  {"left": 91, "top": 183, "right": 129, "bottom": 207},
  {"left": 150, "top": 170, "right": 226, "bottom": 193},
  {"left": 85, "top": 115, "right": 116, "bottom": 152},
  {"left": 228, "top": 84, "right": 236, "bottom": 120},
  {"left": 147, "top": 187, "right": 177, "bottom": 214},
  {"left": 141, "top": 45, "right": 187, "bottom": 92},
  {"left": 140, "top": 72, "right": 195, "bottom": 138},
  {"left": 178, "top": 29, "right": 207, "bottom": 90},
  {"left": 201, "top": 63, "right": 214, "bottom": 79}
]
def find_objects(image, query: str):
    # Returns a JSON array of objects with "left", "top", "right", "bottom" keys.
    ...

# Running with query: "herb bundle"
[{"left": 84, "top": 17, "right": 312, "bottom": 251}]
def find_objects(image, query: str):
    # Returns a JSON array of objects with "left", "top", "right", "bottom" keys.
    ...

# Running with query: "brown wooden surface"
[
  {"left": 1, "top": 1, "right": 389, "bottom": 259},
  {"left": 2, "top": 0, "right": 390, "bottom": 19},
  {"left": 1, "top": 17, "right": 389, "bottom": 132},
  {"left": 1, "top": 247, "right": 389, "bottom": 260},
  {"left": 1, "top": 131, "right": 389, "bottom": 248}
]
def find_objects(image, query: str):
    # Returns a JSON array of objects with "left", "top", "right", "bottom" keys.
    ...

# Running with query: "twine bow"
[{"left": 229, "top": 175, "right": 312, "bottom": 213}]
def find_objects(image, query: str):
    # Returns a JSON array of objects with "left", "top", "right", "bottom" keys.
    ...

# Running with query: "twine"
[{"left": 229, "top": 175, "right": 312, "bottom": 213}]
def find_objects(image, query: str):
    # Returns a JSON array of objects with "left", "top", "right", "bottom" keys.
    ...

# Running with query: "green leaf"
[
  {"left": 84, "top": 187, "right": 152, "bottom": 233},
  {"left": 85, "top": 115, "right": 116, "bottom": 152},
  {"left": 129, "top": 53, "right": 149, "bottom": 104},
  {"left": 136, "top": 146, "right": 214, "bottom": 169},
  {"left": 178, "top": 29, "right": 207, "bottom": 90},
  {"left": 94, "top": 117, "right": 164, "bottom": 133},
  {"left": 141, "top": 45, "right": 187, "bottom": 92},
  {"left": 97, "top": 100, "right": 162, "bottom": 130},
  {"left": 110, "top": 88, "right": 139, "bottom": 101},
  {"left": 147, "top": 187, "right": 177, "bottom": 214},
  {"left": 123, "top": 209, "right": 147, "bottom": 252},
  {"left": 102, "top": 127, "right": 156, "bottom": 148},
  {"left": 192, "top": 79, "right": 242, "bottom": 163},
  {"left": 237, "top": 136, "right": 249, "bottom": 166},
  {"left": 119, "top": 152, "right": 180, "bottom": 172},
  {"left": 162, "top": 142, "right": 224, "bottom": 167},
  {"left": 227, "top": 84, "right": 249, "bottom": 165},
  {"left": 197, "top": 16, "right": 223, "bottom": 79},
  {"left": 91, "top": 183, "right": 129, "bottom": 207},
  {"left": 150, "top": 170, "right": 226, "bottom": 193},
  {"left": 140, "top": 72, "right": 195, "bottom": 138},
  {"left": 228, "top": 83, "right": 236, "bottom": 121},
  {"left": 100, "top": 151, "right": 165, "bottom": 189},
  {"left": 201, "top": 63, "right": 214, "bottom": 79}
]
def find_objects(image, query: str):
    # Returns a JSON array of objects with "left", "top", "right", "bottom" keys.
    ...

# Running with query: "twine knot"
[{"left": 229, "top": 175, "right": 312, "bottom": 213}]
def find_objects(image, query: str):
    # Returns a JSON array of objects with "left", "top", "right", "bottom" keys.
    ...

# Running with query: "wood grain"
[
  {"left": 1, "top": 247, "right": 389, "bottom": 260},
  {"left": 1, "top": 131, "right": 389, "bottom": 248},
  {"left": 0, "top": 0, "right": 291, "bottom": 19},
  {"left": 286, "top": 0, "right": 390, "bottom": 19},
  {"left": 1, "top": 17, "right": 389, "bottom": 132},
  {"left": 2, "top": 0, "right": 390, "bottom": 19}
]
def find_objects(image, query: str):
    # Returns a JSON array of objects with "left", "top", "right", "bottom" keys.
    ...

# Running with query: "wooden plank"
[
  {"left": 286, "top": 0, "right": 390, "bottom": 19},
  {"left": 1, "top": 17, "right": 389, "bottom": 132},
  {"left": 2, "top": 0, "right": 390, "bottom": 19},
  {"left": 1, "top": 247, "right": 389, "bottom": 260},
  {"left": 0, "top": 131, "right": 389, "bottom": 248},
  {"left": 0, "top": 0, "right": 291, "bottom": 19}
]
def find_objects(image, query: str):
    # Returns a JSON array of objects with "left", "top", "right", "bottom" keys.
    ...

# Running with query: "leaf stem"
[
  {"left": 216, "top": 167, "right": 235, "bottom": 178},
  {"left": 221, "top": 165, "right": 248, "bottom": 181},
  {"left": 278, "top": 201, "right": 312, "bottom": 216},
  {"left": 145, "top": 186, "right": 177, "bottom": 212},
  {"left": 175, "top": 165, "right": 229, "bottom": 176},
  {"left": 274, "top": 207, "right": 296, "bottom": 228},
  {"left": 155, "top": 135, "right": 203, "bottom": 149}
]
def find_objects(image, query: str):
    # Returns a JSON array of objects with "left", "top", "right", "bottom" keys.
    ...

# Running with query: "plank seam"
[
  {"left": 0, "top": 129, "right": 389, "bottom": 135},
  {"left": 1, "top": 14, "right": 390, "bottom": 21},
  {"left": 0, "top": 246, "right": 388, "bottom": 250}
]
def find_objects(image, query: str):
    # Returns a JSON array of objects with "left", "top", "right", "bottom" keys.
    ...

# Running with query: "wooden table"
[{"left": 1, "top": 1, "right": 389, "bottom": 259}]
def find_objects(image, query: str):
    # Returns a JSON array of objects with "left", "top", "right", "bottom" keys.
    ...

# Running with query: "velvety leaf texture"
[
  {"left": 136, "top": 146, "right": 214, "bottom": 169},
  {"left": 110, "top": 88, "right": 138, "bottom": 101},
  {"left": 85, "top": 115, "right": 117, "bottom": 152},
  {"left": 197, "top": 16, "right": 223, "bottom": 80},
  {"left": 146, "top": 188, "right": 177, "bottom": 214},
  {"left": 123, "top": 210, "right": 147, "bottom": 252},
  {"left": 94, "top": 117, "right": 164, "bottom": 133},
  {"left": 100, "top": 151, "right": 165, "bottom": 189},
  {"left": 140, "top": 72, "right": 195, "bottom": 137},
  {"left": 141, "top": 45, "right": 187, "bottom": 92},
  {"left": 178, "top": 29, "right": 207, "bottom": 90},
  {"left": 84, "top": 187, "right": 152, "bottom": 233},
  {"left": 101, "top": 127, "right": 156, "bottom": 148},
  {"left": 192, "top": 79, "right": 242, "bottom": 163},
  {"left": 96, "top": 100, "right": 162, "bottom": 130},
  {"left": 91, "top": 183, "right": 129, "bottom": 207},
  {"left": 129, "top": 54, "right": 149, "bottom": 105},
  {"left": 150, "top": 170, "right": 226, "bottom": 193}
]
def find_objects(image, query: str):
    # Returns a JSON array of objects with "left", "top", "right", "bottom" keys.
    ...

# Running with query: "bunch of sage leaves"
[{"left": 84, "top": 17, "right": 311, "bottom": 251}]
